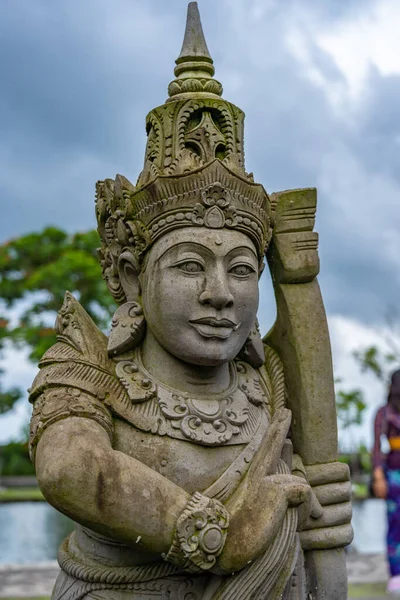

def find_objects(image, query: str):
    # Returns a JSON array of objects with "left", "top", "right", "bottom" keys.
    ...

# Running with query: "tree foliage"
[
  {"left": 354, "top": 310, "right": 400, "bottom": 382},
  {"left": 0, "top": 440, "right": 35, "bottom": 475},
  {"left": 0, "top": 227, "right": 115, "bottom": 414},
  {"left": 354, "top": 346, "right": 399, "bottom": 382},
  {"left": 335, "top": 386, "right": 367, "bottom": 430},
  {"left": 337, "top": 317, "right": 400, "bottom": 450}
]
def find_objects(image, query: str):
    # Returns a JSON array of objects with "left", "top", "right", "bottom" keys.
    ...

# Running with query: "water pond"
[{"left": 0, "top": 502, "right": 73, "bottom": 564}]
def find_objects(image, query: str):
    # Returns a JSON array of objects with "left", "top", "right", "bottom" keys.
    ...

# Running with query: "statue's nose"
[{"left": 198, "top": 270, "right": 234, "bottom": 310}]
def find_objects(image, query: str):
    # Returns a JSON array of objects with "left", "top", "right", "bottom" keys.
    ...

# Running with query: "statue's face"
[{"left": 140, "top": 227, "right": 259, "bottom": 366}]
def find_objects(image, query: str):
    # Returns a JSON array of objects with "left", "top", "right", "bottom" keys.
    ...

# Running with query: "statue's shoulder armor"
[
  {"left": 29, "top": 292, "right": 127, "bottom": 404},
  {"left": 39, "top": 290, "right": 111, "bottom": 372},
  {"left": 29, "top": 293, "right": 131, "bottom": 462}
]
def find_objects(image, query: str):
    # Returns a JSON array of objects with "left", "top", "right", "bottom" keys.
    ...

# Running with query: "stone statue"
[{"left": 28, "top": 4, "right": 352, "bottom": 599}]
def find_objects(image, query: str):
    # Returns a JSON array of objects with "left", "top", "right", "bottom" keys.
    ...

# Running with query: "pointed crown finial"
[
  {"left": 168, "top": 2, "right": 223, "bottom": 99},
  {"left": 95, "top": 3, "right": 272, "bottom": 306}
]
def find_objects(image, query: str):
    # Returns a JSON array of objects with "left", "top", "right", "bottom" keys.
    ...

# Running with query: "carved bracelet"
[{"left": 163, "top": 491, "right": 229, "bottom": 573}]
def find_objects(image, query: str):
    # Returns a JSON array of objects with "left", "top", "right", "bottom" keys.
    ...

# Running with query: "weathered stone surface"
[{"left": 28, "top": 3, "right": 352, "bottom": 599}]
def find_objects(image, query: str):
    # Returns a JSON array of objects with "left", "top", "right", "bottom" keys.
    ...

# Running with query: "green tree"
[
  {"left": 336, "top": 322, "right": 400, "bottom": 454},
  {"left": 353, "top": 309, "right": 400, "bottom": 382},
  {"left": 354, "top": 345, "right": 399, "bottom": 382},
  {"left": 335, "top": 386, "right": 367, "bottom": 431},
  {"left": 0, "top": 226, "right": 115, "bottom": 414}
]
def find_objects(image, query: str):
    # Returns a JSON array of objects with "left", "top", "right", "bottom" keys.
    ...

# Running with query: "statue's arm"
[
  {"left": 33, "top": 391, "right": 310, "bottom": 574},
  {"left": 35, "top": 414, "right": 189, "bottom": 555},
  {"left": 27, "top": 293, "right": 189, "bottom": 555}
]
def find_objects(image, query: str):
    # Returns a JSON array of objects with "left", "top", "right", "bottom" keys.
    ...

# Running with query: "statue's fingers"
[
  {"left": 300, "top": 523, "right": 354, "bottom": 550},
  {"left": 266, "top": 474, "right": 310, "bottom": 506},
  {"left": 311, "top": 481, "right": 352, "bottom": 507},
  {"left": 297, "top": 496, "right": 312, "bottom": 532},
  {"left": 309, "top": 490, "right": 324, "bottom": 519},
  {"left": 304, "top": 462, "right": 350, "bottom": 487},
  {"left": 303, "top": 501, "right": 352, "bottom": 530}
]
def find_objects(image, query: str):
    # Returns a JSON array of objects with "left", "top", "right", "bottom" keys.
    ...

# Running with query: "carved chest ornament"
[{"left": 115, "top": 350, "right": 268, "bottom": 446}]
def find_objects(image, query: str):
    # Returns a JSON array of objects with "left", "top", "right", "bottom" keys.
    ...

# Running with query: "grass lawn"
[
  {"left": 352, "top": 481, "right": 369, "bottom": 500},
  {"left": 348, "top": 582, "right": 389, "bottom": 598},
  {"left": 0, "top": 586, "right": 389, "bottom": 600},
  {"left": 0, "top": 487, "right": 44, "bottom": 502},
  {"left": 0, "top": 585, "right": 389, "bottom": 600}
]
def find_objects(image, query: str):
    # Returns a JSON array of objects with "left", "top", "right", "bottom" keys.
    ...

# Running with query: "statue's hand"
[
  {"left": 299, "top": 461, "right": 353, "bottom": 550},
  {"left": 217, "top": 409, "right": 311, "bottom": 573},
  {"left": 218, "top": 472, "right": 310, "bottom": 573}
]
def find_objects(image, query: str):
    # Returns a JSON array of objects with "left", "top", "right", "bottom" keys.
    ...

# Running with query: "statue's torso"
[
  {"left": 28, "top": 295, "right": 303, "bottom": 600},
  {"left": 113, "top": 418, "right": 246, "bottom": 494}
]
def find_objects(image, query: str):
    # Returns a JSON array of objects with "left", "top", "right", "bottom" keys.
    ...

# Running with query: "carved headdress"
[{"left": 96, "top": 2, "right": 272, "bottom": 304}]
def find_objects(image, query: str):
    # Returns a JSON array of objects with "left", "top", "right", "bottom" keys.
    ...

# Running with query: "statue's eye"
[
  {"left": 229, "top": 264, "right": 254, "bottom": 277},
  {"left": 179, "top": 261, "right": 204, "bottom": 273}
]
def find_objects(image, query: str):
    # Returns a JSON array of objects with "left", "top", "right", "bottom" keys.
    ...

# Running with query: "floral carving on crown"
[{"left": 192, "top": 183, "right": 238, "bottom": 229}]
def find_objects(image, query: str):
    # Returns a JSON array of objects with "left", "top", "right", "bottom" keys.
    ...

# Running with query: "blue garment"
[{"left": 386, "top": 469, "right": 400, "bottom": 576}]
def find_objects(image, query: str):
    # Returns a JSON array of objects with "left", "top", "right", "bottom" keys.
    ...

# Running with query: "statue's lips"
[{"left": 189, "top": 317, "right": 239, "bottom": 339}]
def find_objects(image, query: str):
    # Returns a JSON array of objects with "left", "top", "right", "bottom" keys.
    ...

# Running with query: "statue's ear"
[{"left": 118, "top": 250, "right": 141, "bottom": 302}]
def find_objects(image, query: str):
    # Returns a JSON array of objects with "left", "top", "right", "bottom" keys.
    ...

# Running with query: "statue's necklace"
[{"left": 115, "top": 349, "right": 267, "bottom": 447}]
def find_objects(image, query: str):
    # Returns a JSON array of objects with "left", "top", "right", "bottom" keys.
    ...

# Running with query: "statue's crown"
[{"left": 96, "top": 2, "right": 271, "bottom": 304}]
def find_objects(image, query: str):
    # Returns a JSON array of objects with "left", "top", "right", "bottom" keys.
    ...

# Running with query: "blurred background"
[{"left": 0, "top": 0, "right": 399, "bottom": 596}]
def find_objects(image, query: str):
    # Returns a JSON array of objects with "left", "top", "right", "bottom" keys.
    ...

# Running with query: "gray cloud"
[{"left": 0, "top": 0, "right": 397, "bottom": 329}]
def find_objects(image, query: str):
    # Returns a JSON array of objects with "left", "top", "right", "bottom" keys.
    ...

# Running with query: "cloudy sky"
[{"left": 1, "top": 0, "right": 399, "bottom": 447}]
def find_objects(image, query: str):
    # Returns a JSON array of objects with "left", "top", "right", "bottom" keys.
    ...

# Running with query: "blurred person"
[{"left": 373, "top": 369, "right": 400, "bottom": 594}]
